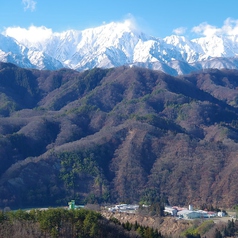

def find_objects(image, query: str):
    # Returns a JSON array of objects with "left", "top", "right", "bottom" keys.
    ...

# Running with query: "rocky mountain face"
[
  {"left": 1, "top": 62, "right": 238, "bottom": 208},
  {"left": 1, "top": 21, "right": 238, "bottom": 75}
]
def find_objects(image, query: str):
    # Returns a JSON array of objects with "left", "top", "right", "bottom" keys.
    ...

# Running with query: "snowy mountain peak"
[
  {"left": 1, "top": 20, "right": 238, "bottom": 75},
  {"left": 96, "top": 20, "right": 135, "bottom": 34}
]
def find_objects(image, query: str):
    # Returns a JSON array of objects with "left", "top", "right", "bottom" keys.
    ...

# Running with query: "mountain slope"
[
  {"left": 1, "top": 63, "right": 238, "bottom": 208},
  {"left": 2, "top": 21, "right": 238, "bottom": 75}
]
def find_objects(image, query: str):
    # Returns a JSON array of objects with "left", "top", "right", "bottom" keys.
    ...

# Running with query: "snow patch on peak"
[{"left": 164, "top": 35, "right": 187, "bottom": 45}]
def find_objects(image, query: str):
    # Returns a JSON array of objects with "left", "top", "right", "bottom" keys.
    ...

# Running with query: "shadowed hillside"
[{"left": 1, "top": 62, "right": 238, "bottom": 208}]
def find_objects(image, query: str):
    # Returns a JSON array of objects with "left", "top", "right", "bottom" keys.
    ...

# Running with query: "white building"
[
  {"left": 164, "top": 206, "right": 178, "bottom": 216},
  {"left": 217, "top": 211, "right": 226, "bottom": 217},
  {"left": 177, "top": 210, "right": 207, "bottom": 219}
]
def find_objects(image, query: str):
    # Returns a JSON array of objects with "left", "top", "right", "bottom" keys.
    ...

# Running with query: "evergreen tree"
[{"left": 214, "top": 229, "right": 222, "bottom": 238}]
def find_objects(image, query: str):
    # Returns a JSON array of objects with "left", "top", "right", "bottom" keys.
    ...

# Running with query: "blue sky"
[{"left": 1, "top": 0, "right": 238, "bottom": 38}]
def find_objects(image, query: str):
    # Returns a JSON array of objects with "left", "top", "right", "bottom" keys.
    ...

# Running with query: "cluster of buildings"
[
  {"left": 107, "top": 204, "right": 139, "bottom": 213},
  {"left": 164, "top": 205, "right": 225, "bottom": 219},
  {"left": 106, "top": 203, "right": 227, "bottom": 220}
]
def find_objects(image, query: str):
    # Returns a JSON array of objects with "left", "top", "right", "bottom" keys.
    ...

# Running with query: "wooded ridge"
[{"left": 1, "top": 62, "right": 238, "bottom": 208}]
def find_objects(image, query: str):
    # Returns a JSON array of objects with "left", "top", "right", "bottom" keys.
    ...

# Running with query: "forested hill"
[{"left": 1, "top": 62, "right": 238, "bottom": 208}]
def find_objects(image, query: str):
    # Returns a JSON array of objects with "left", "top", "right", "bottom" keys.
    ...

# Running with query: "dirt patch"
[{"left": 101, "top": 211, "right": 191, "bottom": 237}]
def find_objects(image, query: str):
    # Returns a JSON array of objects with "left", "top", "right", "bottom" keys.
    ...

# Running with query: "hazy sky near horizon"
[{"left": 1, "top": 0, "right": 238, "bottom": 38}]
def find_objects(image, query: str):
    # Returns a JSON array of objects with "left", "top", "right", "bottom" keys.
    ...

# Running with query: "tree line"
[{"left": 0, "top": 208, "right": 164, "bottom": 238}]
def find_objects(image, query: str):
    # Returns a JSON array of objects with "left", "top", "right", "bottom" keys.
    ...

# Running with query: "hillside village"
[
  {"left": 164, "top": 205, "right": 225, "bottom": 219},
  {"left": 106, "top": 203, "right": 227, "bottom": 220}
]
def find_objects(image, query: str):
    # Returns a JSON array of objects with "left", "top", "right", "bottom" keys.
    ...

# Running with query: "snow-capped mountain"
[
  {"left": 0, "top": 33, "right": 63, "bottom": 70},
  {"left": 1, "top": 20, "right": 238, "bottom": 75}
]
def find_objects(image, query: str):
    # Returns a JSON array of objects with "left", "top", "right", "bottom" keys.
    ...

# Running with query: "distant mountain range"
[{"left": 1, "top": 21, "right": 238, "bottom": 75}]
